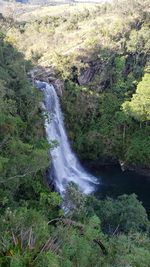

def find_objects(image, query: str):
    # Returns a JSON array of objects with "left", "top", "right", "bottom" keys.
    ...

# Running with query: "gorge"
[{"left": 0, "top": 1, "right": 150, "bottom": 266}]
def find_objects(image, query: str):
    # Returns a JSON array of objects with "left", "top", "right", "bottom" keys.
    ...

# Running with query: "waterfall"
[{"left": 36, "top": 81, "right": 98, "bottom": 195}]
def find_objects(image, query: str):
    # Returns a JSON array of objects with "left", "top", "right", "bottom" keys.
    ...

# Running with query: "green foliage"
[
  {"left": 0, "top": 34, "right": 51, "bottom": 208},
  {"left": 0, "top": 33, "right": 61, "bottom": 267},
  {"left": 64, "top": 182, "right": 87, "bottom": 220},
  {"left": 1, "top": 2, "right": 150, "bottom": 266},
  {"left": 108, "top": 233, "right": 150, "bottom": 267},
  {"left": 123, "top": 72, "right": 150, "bottom": 122},
  {"left": 124, "top": 134, "right": 150, "bottom": 167},
  {"left": 87, "top": 193, "right": 149, "bottom": 234}
]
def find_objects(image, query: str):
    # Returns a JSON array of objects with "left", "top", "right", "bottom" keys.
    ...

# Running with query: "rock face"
[
  {"left": 29, "top": 66, "right": 55, "bottom": 83},
  {"left": 77, "top": 60, "right": 104, "bottom": 86},
  {"left": 28, "top": 66, "right": 64, "bottom": 96},
  {"left": 53, "top": 79, "right": 64, "bottom": 96},
  {"left": 78, "top": 68, "right": 95, "bottom": 85}
]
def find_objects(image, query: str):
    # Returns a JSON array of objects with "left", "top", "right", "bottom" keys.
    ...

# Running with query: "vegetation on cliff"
[
  {"left": 0, "top": 1, "right": 150, "bottom": 266},
  {"left": 4, "top": 0, "right": 150, "bottom": 169}
]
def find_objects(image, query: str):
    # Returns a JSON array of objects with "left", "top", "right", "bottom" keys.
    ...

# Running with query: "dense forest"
[
  {"left": 0, "top": 0, "right": 150, "bottom": 266},
  {"left": 4, "top": 0, "right": 150, "bottom": 170}
]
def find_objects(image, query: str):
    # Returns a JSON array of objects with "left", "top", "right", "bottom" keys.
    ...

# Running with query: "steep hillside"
[
  {"left": 1, "top": 1, "right": 150, "bottom": 267},
  {"left": 5, "top": 0, "right": 150, "bottom": 171}
]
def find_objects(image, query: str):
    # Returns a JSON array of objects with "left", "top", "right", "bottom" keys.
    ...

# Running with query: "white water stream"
[{"left": 36, "top": 81, "right": 98, "bottom": 195}]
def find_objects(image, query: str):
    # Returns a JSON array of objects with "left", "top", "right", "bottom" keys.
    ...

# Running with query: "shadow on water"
[{"left": 88, "top": 165, "right": 150, "bottom": 215}]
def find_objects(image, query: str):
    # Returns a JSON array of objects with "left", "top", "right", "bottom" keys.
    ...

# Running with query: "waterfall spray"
[{"left": 36, "top": 81, "right": 98, "bottom": 195}]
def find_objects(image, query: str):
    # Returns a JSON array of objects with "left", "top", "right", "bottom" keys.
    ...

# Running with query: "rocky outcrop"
[
  {"left": 28, "top": 65, "right": 64, "bottom": 96},
  {"left": 78, "top": 68, "right": 95, "bottom": 85},
  {"left": 77, "top": 59, "right": 106, "bottom": 86}
]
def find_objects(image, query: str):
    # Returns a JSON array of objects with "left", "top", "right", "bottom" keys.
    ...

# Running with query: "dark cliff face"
[
  {"left": 78, "top": 67, "right": 95, "bottom": 85},
  {"left": 77, "top": 60, "right": 106, "bottom": 86}
]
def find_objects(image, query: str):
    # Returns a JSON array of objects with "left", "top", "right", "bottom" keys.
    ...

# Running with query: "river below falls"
[{"left": 90, "top": 165, "right": 150, "bottom": 215}]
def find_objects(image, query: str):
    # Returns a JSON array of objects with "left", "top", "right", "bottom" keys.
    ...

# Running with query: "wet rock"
[
  {"left": 28, "top": 66, "right": 64, "bottom": 96},
  {"left": 53, "top": 79, "right": 64, "bottom": 96},
  {"left": 119, "top": 160, "right": 126, "bottom": 171}
]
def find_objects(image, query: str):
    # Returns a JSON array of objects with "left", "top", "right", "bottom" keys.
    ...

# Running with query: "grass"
[
  {"left": 15, "top": 3, "right": 99, "bottom": 21},
  {"left": 4, "top": 0, "right": 133, "bottom": 69}
]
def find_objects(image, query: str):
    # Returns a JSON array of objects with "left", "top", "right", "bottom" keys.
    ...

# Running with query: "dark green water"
[{"left": 92, "top": 166, "right": 150, "bottom": 214}]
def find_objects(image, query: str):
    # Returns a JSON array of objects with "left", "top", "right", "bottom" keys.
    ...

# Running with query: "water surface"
[{"left": 93, "top": 166, "right": 150, "bottom": 214}]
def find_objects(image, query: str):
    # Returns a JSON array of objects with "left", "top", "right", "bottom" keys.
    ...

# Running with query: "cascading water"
[{"left": 36, "top": 81, "right": 98, "bottom": 195}]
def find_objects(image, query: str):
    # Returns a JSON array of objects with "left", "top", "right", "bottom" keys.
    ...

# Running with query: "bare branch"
[
  {"left": 0, "top": 170, "right": 36, "bottom": 184},
  {"left": 11, "top": 230, "right": 17, "bottom": 246},
  {"left": 112, "top": 224, "right": 120, "bottom": 236},
  {"left": 28, "top": 228, "right": 32, "bottom": 250}
]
